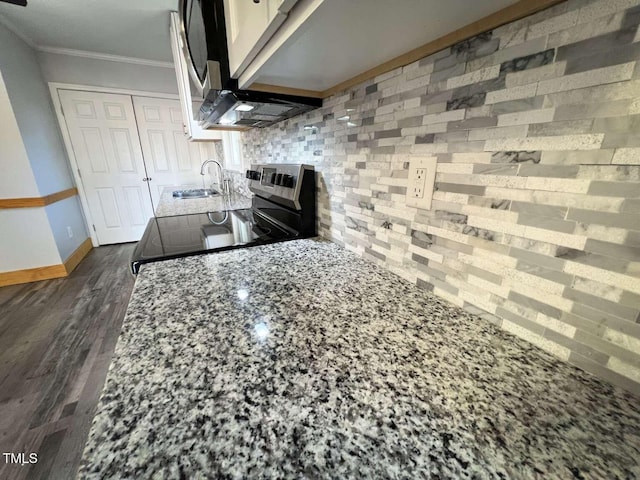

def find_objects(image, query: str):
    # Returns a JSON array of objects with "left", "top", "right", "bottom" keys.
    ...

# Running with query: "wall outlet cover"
[{"left": 406, "top": 157, "right": 437, "bottom": 210}]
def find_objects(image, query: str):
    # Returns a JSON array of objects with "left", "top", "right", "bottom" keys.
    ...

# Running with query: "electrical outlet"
[
  {"left": 406, "top": 157, "right": 437, "bottom": 210},
  {"left": 67, "top": 226, "right": 73, "bottom": 238},
  {"left": 410, "top": 168, "right": 427, "bottom": 198}
]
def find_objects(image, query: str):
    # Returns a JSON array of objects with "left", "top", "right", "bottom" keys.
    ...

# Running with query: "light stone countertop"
[
  {"left": 155, "top": 186, "right": 253, "bottom": 217},
  {"left": 78, "top": 239, "right": 640, "bottom": 479}
]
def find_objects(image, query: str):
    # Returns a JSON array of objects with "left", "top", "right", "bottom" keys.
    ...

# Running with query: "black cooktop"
[{"left": 130, "top": 208, "right": 296, "bottom": 274}]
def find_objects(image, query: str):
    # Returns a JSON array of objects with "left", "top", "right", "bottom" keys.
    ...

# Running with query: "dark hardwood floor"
[{"left": 0, "top": 244, "right": 136, "bottom": 480}]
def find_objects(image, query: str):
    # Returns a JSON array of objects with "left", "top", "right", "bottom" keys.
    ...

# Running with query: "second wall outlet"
[{"left": 406, "top": 157, "right": 437, "bottom": 210}]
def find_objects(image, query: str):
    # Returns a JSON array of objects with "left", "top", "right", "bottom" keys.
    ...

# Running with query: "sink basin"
[{"left": 172, "top": 188, "right": 220, "bottom": 199}]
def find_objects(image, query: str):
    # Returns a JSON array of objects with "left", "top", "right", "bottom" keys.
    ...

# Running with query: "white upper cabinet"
[
  {"left": 169, "top": 12, "right": 223, "bottom": 141},
  {"left": 224, "top": 0, "right": 298, "bottom": 78}
]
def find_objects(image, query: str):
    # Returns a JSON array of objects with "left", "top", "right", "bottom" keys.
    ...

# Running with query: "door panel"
[
  {"left": 59, "top": 90, "right": 154, "bottom": 244},
  {"left": 132, "top": 97, "right": 222, "bottom": 208}
]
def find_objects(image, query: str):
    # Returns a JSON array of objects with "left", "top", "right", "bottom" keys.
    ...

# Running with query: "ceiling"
[{"left": 0, "top": 0, "right": 178, "bottom": 62}]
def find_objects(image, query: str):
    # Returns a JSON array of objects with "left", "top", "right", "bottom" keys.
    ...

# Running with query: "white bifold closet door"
[
  {"left": 59, "top": 91, "right": 221, "bottom": 245},
  {"left": 59, "top": 90, "right": 154, "bottom": 245}
]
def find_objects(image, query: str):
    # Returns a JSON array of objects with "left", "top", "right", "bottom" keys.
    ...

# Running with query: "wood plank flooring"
[{"left": 0, "top": 244, "right": 136, "bottom": 480}]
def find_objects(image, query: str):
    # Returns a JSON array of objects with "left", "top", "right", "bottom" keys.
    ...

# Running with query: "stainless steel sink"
[{"left": 172, "top": 188, "right": 220, "bottom": 199}]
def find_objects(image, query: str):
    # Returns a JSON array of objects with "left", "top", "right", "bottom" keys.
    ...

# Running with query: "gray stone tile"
[
  {"left": 567, "top": 208, "right": 640, "bottom": 230},
  {"left": 511, "top": 201, "right": 568, "bottom": 219},
  {"left": 540, "top": 150, "right": 614, "bottom": 165},
  {"left": 566, "top": 41, "right": 640, "bottom": 75},
  {"left": 496, "top": 307, "right": 546, "bottom": 335},
  {"left": 398, "top": 116, "right": 423, "bottom": 129},
  {"left": 569, "top": 351, "right": 640, "bottom": 395},
  {"left": 517, "top": 214, "right": 577, "bottom": 233},
  {"left": 509, "top": 247, "right": 567, "bottom": 271},
  {"left": 473, "top": 164, "right": 519, "bottom": 175},
  {"left": 415, "top": 133, "right": 435, "bottom": 144},
  {"left": 433, "top": 236, "right": 474, "bottom": 255},
  {"left": 588, "top": 182, "right": 640, "bottom": 197},
  {"left": 593, "top": 114, "right": 640, "bottom": 134},
  {"left": 465, "top": 263, "right": 503, "bottom": 284},
  {"left": 544, "top": 329, "right": 610, "bottom": 365},
  {"left": 447, "top": 141, "right": 486, "bottom": 153},
  {"left": 365, "top": 84, "right": 378, "bottom": 95},
  {"left": 364, "top": 247, "right": 386, "bottom": 262},
  {"left": 446, "top": 92, "right": 487, "bottom": 111},
  {"left": 557, "top": 249, "right": 630, "bottom": 274},
  {"left": 491, "top": 96, "right": 545, "bottom": 115},
  {"left": 499, "top": 48, "right": 555, "bottom": 74},
  {"left": 556, "top": 26, "right": 637, "bottom": 62},
  {"left": 453, "top": 31, "right": 497, "bottom": 60},
  {"left": 560, "top": 311, "right": 606, "bottom": 337},
  {"left": 411, "top": 229, "right": 433, "bottom": 250},
  {"left": 447, "top": 116, "right": 498, "bottom": 132},
  {"left": 621, "top": 3, "right": 640, "bottom": 28},
  {"left": 573, "top": 303, "right": 640, "bottom": 339},
  {"left": 508, "top": 291, "right": 562, "bottom": 319},
  {"left": 434, "top": 52, "right": 464, "bottom": 73},
  {"left": 434, "top": 131, "right": 468, "bottom": 144},
  {"left": 620, "top": 290, "right": 640, "bottom": 310},
  {"left": 574, "top": 329, "right": 640, "bottom": 369},
  {"left": 412, "top": 252, "right": 430, "bottom": 266},
  {"left": 602, "top": 133, "right": 640, "bottom": 149},
  {"left": 428, "top": 276, "right": 459, "bottom": 295},
  {"left": 621, "top": 199, "right": 640, "bottom": 214},
  {"left": 435, "top": 210, "right": 468, "bottom": 224},
  {"left": 400, "top": 86, "right": 429, "bottom": 102},
  {"left": 468, "top": 196, "right": 511, "bottom": 210},
  {"left": 554, "top": 99, "right": 632, "bottom": 122},
  {"left": 371, "top": 146, "right": 396, "bottom": 155},
  {"left": 584, "top": 239, "right": 640, "bottom": 262},
  {"left": 491, "top": 151, "right": 541, "bottom": 164},
  {"left": 421, "top": 89, "right": 454, "bottom": 106},
  {"left": 418, "top": 47, "right": 451, "bottom": 67},
  {"left": 518, "top": 164, "right": 580, "bottom": 178},
  {"left": 430, "top": 63, "right": 466, "bottom": 84},
  {"left": 388, "top": 186, "right": 407, "bottom": 195},
  {"left": 529, "top": 119, "right": 594, "bottom": 137},
  {"left": 564, "top": 287, "right": 640, "bottom": 322},
  {"left": 516, "top": 260, "right": 575, "bottom": 285},
  {"left": 625, "top": 230, "right": 640, "bottom": 247},
  {"left": 415, "top": 277, "right": 435, "bottom": 292}
]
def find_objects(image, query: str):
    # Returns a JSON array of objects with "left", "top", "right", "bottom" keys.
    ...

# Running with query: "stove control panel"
[{"left": 247, "top": 164, "right": 314, "bottom": 210}]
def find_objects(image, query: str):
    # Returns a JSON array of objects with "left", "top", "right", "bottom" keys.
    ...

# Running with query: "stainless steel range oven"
[{"left": 130, "top": 164, "right": 315, "bottom": 274}]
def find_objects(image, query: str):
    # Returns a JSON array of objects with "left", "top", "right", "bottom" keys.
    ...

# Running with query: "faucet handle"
[{"left": 222, "top": 178, "right": 232, "bottom": 195}]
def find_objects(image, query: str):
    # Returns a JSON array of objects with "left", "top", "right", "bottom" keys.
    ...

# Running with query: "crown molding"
[
  {"left": 36, "top": 46, "right": 175, "bottom": 69},
  {"left": 0, "top": 14, "right": 37, "bottom": 48}
]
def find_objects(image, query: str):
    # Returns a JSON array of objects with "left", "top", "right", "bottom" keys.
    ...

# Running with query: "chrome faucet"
[{"left": 200, "top": 159, "right": 229, "bottom": 195}]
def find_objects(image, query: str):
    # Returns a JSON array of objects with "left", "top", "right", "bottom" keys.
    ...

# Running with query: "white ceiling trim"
[
  {"left": 0, "top": 13, "right": 36, "bottom": 48},
  {"left": 37, "top": 46, "right": 175, "bottom": 69}
]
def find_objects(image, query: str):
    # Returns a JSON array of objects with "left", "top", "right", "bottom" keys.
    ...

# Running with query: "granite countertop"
[
  {"left": 78, "top": 239, "right": 640, "bottom": 479},
  {"left": 155, "top": 186, "right": 253, "bottom": 217}
]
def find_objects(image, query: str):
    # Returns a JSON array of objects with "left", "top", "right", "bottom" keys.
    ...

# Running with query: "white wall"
[
  {"left": 38, "top": 51, "right": 180, "bottom": 94},
  {"left": 44, "top": 196, "right": 89, "bottom": 260},
  {"left": 0, "top": 71, "right": 40, "bottom": 198},
  {"left": 0, "top": 209, "right": 61, "bottom": 271},
  {"left": 0, "top": 27, "right": 74, "bottom": 196},
  {"left": 0, "top": 23, "right": 89, "bottom": 271}
]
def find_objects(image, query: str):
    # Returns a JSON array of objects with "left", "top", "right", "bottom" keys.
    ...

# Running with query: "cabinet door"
[
  {"left": 224, "top": 0, "right": 296, "bottom": 78},
  {"left": 169, "top": 12, "right": 226, "bottom": 141}
]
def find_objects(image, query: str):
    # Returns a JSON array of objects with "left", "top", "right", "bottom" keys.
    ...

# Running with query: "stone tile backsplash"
[{"left": 242, "top": 0, "right": 640, "bottom": 394}]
